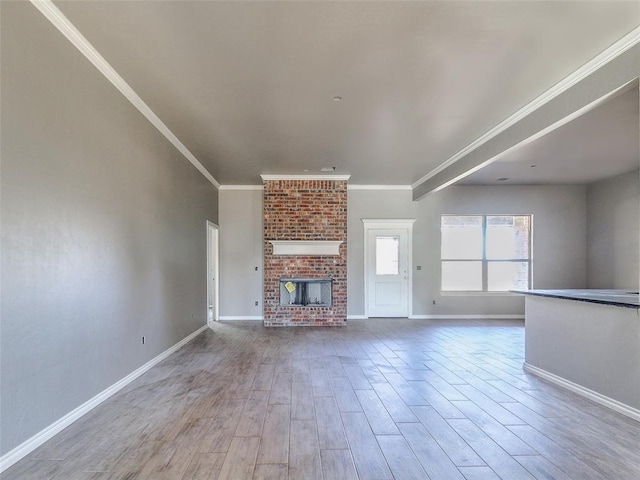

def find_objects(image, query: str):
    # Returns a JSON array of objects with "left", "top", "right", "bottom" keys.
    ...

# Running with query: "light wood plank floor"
[{"left": 5, "top": 319, "right": 640, "bottom": 480}]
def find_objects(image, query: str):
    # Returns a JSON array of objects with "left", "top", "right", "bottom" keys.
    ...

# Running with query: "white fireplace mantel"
[{"left": 269, "top": 240, "right": 343, "bottom": 256}]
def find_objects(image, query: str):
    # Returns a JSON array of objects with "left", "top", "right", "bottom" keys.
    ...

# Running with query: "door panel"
[
  {"left": 368, "top": 229, "right": 409, "bottom": 317},
  {"left": 375, "top": 283, "right": 401, "bottom": 306}
]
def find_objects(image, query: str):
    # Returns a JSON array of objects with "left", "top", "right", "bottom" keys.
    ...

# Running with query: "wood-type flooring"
[{"left": 4, "top": 318, "right": 640, "bottom": 479}]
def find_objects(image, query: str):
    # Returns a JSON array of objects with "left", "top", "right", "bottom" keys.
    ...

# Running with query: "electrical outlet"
[
  {"left": 416, "top": 265, "right": 422, "bottom": 270},
  {"left": 142, "top": 336, "right": 145, "bottom": 344},
  {"left": 432, "top": 300, "right": 436, "bottom": 305},
  {"left": 254, "top": 301, "right": 259, "bottom": 306},
  {"left": 255, "top": 266, "right": 259, "bottom": 271}
]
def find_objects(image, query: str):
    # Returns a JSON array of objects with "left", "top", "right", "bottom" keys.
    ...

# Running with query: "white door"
[
  {"left": 207, "top": 222, "right": 219, "bottom": 323},
  {"left": 367, "top": 228, "right": 410, "bottom": 317}
]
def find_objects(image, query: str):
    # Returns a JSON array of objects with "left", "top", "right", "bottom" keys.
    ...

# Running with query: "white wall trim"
[
  {"left": 411, "top": 26, "right": 640, "bottom": 190},
  {"left": 0, "top": 325, "right": 208, "bottom": 473},
  {"left": 523, "top": 362, "right": 640, "bottom": 422},
  {"left": 261, "top": 174, "right": 351, "bottom": 181},
  {"left": 219, "top": 316, "right": 264, "bottom": 321},
  {"left": 219, "top": 185, "right": 264, "bottom": 191},
  {"left": 270, "top": 240, "right": 343, "bottom": 256},
  {"left": 361, "top": 219, "right": 417, "bottom": 228},
  {"left": 348, "top": 185, "right": 412, "bottom": 191},
  {"left": 347, "top": 315, "right": 369, "bottom": 320},
  {"left": 28, "top": 0, "right": 220, "bottom": 189},
  {"left": 409, "top": 314, "right": 525, "bottom": 320}
]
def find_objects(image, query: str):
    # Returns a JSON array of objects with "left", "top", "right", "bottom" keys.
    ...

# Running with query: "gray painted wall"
[
  {"left": 0, "top": 3, "right": 218, "bottom": 455},
  {"left": 218, "top": 185, "right": 587, "bottom": 319},
  {"left": 347, "top": 189, "right": 418, "bottom": 316},
  {"left": 586, "top": 170, "right": 640, "bottom": 289},
  {"left": 525, "top": 296, "right": 640, "bottom": 411},
  {"left": 219, "top": 190, "right": 263, "bottom": 318},
  {"left": 349, "top": 185, "right": 587, "bottom": 317}
]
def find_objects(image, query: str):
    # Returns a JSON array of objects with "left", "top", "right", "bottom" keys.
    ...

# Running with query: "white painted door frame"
[
  {"left": 363, "top": 219, "right": 416, "bottom": 318},
  {"left": 207, "top": 221, "right": 219, "bottom": 324}
]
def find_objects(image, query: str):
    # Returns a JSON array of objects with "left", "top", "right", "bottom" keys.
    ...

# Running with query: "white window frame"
[{"left": 440, "top": 214, "right": 532, "bottom": 294}]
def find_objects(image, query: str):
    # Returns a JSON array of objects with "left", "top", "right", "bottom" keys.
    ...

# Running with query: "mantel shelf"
[{"left": 269, "top": 240, "right": 343, "bottom": 256}]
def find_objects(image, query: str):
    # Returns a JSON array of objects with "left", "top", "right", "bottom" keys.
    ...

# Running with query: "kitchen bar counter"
[
  {"left": 513, "top": 289, "right": 640, "bottom": 421},
  {"left": 512, "top": 288, "right": 639, "bottom": 308}
]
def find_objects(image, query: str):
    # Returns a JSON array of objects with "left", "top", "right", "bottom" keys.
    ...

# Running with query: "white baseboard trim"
[
  {"left": 523, "top": 363, "right": 640, "bottom": 422},
  {"left": 345, "top": 314, "right": 524, "bottom": 320},
  {"left": 409, "top": 314, "right": 525, "bottom": 320},
  {"left": 218, "top": 316, "right": 264, "bottom": 321},
  {"left": 0, "top": 325, "right": 208, "bottom": 473}
]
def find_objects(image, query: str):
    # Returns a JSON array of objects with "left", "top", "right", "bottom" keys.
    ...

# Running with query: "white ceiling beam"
[{"left": 413, "top": 27, "right": 640, "bottom": 200}]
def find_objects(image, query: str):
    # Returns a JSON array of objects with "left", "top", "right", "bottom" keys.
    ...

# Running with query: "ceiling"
[{"left": 53, "top": 1, "right": 640, "bottom": 186}]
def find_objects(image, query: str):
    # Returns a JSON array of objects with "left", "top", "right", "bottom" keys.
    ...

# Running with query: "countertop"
[{"left": 511, "top": 289, "right": 640, "bottom": 309}]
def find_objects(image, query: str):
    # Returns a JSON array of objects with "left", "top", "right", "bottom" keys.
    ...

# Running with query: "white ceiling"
[{"left": 53, "top": 0, "right": 640, "bottom": 186}]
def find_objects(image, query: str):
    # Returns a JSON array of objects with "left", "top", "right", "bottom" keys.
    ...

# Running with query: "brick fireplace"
[{"left": 262, "top": 176, "right": 348, "bottom": 326}]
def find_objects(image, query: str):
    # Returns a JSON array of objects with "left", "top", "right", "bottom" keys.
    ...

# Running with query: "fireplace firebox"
[{"left": 280, "top": 278, "right": 332, "bottom": 307}]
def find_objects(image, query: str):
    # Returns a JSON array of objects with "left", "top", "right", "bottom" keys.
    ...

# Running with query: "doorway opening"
[{"left": 207, "top": 221, "right": 219, "bottom": 324}]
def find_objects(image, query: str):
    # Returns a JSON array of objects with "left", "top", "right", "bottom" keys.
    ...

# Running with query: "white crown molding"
[
  {"left": 523, "top": 363, "right": 640, "bottom": 422},
  {"left": 411, "top": 26, "right": 640, "bottom": 190},
  {"left": 0, "top": 325, "right": 208, "bottom": 473},
  {"left": 269, "top": 240, "right": 343, "bottom": 256},
  {"left": 219, "top": 185, "right": 264, "bottom": 191},
  {"left": 29, "top": 0, "right": 221, "bottom": 189},
  {"left": 183, "top": 183, "right": 412, "bottom": 191},
  {"left": 261, "top": 174, "right": 351, "bottom": 181},
  {"left": 186, "top": 183, "right": 413, "bottom": 191},
  {"left": 347, "top": 185, "right": 412, "bottom": 190}
]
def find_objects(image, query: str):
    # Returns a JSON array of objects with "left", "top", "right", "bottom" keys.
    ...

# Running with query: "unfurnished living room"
[{"left": 1, "top": 1, "right": 639, "bottom": 479}]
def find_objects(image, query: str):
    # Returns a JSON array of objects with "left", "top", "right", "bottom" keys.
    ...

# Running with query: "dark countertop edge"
[{"left": 511, "top": 290, "right": 640, "bottom": 309}]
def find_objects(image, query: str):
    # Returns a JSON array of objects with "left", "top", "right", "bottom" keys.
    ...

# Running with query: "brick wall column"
[{"left": 263, "top": 179, "right": 347, "bottom": 326}]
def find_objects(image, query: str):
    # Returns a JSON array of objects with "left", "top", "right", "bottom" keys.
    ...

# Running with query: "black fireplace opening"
[{"left": 280, "top": 278, "right": 332, "bottom": 307}]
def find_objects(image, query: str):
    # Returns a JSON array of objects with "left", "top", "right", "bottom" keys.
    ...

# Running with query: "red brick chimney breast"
[{"left": 263, "top": 179, "right": 347, "bottom": 326}]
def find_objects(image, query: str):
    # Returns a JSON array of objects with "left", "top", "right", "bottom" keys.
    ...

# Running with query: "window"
[
  {"left": 375, "top": 236, "right": 400, "bottom": 275},
  {"left": 441, "top": 215, "right": 531, "bottom": 292}
]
